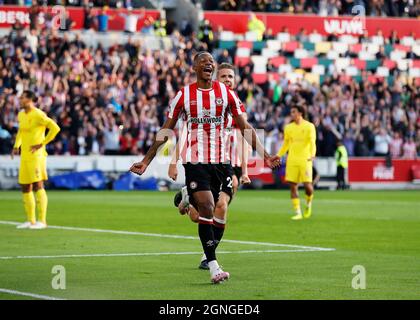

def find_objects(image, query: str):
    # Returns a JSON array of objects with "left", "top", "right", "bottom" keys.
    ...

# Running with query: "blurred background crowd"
[{"left": 0, "top": 1, "right": 419, "bottom": 159}]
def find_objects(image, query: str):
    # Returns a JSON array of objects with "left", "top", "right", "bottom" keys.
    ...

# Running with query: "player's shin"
[
  {"left": 198, "top": 217, "right": 218, "bottom": 269},
  {"left": 212, "top": 217, "right": 226, "bottom": 249},
  {"left": 22, "top": 192, "right": 36, "bottom": 224},
  {"left": 35, "top": 189, "right": 48, "bottom": 224},
  {"left": 306, "top": 194, "right": 313, "bottom": 208},
  {"left": 292, "top": 198, "right": 301, "bottom": 215}
]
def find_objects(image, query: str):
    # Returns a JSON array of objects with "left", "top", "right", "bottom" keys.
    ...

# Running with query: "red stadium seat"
[
  {"left": 268, "top": 72, "right": 280, "bottom": 81},
  {"left": 283, "top": 41, "right": 299, "bottom": 53},
  {"left": 269, "top": 56, "right": 286, "bottom": 68},
  {"left": 353, "top": 59, "right": 366, "bottom": 70},
  {"left": 300, "top": 58, "right": 318, "bottom": 69},
  {"left": 237, "top": 41, "right": 253, "bottom": 49},
  {"left": 252, "top": 73, "right": 268, "bottom": 84},
  {"left": 234, "top": 56, "right": 251, "bottom": 67},
  {"left": 350, "top": 43, "right": 362, "bottom": 53},
  {"left": 412, "top": 60, "right": 420, "bottom": 68},
  {"left": 394, "top": 44, "right": 411, "bottom": 52},
  {"left": 383, "top": 59, "right": 397, "bottom": 69},
  {"left": 368, "top": 75, "right": 384, "bottom": 84}
]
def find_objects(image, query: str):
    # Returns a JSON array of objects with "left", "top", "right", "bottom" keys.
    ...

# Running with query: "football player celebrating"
[
  {"left": 169, "top": 63, "right": 251, "bottom": 270},
  {"left": 130, "top": 52, "right": 280, "bottom": 284}
]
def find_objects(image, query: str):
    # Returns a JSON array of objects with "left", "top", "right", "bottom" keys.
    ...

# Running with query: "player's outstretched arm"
[
  {"left": 11, "top": 130, "right": 22, "bottom": 159},
  {"left": 277, "top": 126, "right": 290, "bottom": 161},
  {"left": 309, "top": 123, "right": 317, "bottom": 161},
  {"left": 130, "top": 117, "right": 178, "bottom": 176},
  {"left": 168, "top": 139, "right": 180, "bottom": 181},
  {"left": 233, "top": 114, "right": 280, "bottom": 169}
]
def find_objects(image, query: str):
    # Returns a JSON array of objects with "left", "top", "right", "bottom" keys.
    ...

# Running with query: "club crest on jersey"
[{"left": 215, "top": 98, "right": 223, "bottom": 106}]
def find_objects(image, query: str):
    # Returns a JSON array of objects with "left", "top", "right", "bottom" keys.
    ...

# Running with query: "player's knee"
[
  {"left": 33, "top": 182, "right": 43, "bottom": 192},
  {"left": 21, "top": 184, "right": 31, "bottom": 193},
  {"left": 197, "top": 201, "right": 214, "bottom": 219}
]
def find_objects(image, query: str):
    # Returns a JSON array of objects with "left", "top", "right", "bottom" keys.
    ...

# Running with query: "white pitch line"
[
  {"left": 0, "top": 288, "right": 65, "bottom": 300},
  {"left": 0, "top": 220, "right": 335, "bottom": 252},
  {"left": 0, "top": 249, "right": 330, "bottom": 261}
]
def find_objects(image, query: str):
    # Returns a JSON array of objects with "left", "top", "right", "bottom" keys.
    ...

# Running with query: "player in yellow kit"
[
  {"left": 11, "top": 90, "right": 60, "bottom": 229},
  {"left": 277, "top": 104, "right": 316, "bottom": 220}
]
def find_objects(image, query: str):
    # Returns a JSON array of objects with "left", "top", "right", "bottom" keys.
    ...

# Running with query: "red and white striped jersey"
[
  {"left": 168, "top": 81, "right": 245, "bottom": 164},
  {"left": 224, "top": 113, "right": 243, "bottom": 167}
]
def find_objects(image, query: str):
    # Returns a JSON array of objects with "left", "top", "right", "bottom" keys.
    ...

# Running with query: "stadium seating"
[{"left": 218, "top": 30, "right": 420, "bottom": 86}]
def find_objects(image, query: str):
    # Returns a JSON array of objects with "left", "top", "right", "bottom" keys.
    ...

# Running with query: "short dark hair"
[
  {"left": 193, "top": 51, "right": 212, "bottom": 64},
  {"left": 291, "top": 104, "right": 307, "bottom": 119},
  {"left": 22, "top": 90, "right": 37, "bottom": 102},
  {"left": 218, "top": 62, "right": 235, "bottom": 72}
]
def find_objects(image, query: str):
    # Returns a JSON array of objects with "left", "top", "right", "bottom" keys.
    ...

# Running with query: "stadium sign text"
[
  {"left": 373, "top": 164, "right": 394, "bottom": 180},
  {"left": 324, "top": 19, "right": 364, "bottom": 35},
  {"left": 0, "top": 10, "right": 29, "bottom": 24}
]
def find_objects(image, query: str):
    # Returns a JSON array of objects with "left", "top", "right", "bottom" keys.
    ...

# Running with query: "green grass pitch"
[{"left": 0, "top": 190, "right": 419, "bottom": 300}]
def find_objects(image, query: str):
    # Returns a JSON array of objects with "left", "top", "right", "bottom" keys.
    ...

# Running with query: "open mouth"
[{"left": 203, "top": 66, "right": 213, "bottom": 75}]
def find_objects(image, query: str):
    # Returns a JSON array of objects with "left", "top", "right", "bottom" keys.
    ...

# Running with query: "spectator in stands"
[
  {"left": 198, "top": 19, "right": 214, "bottom": 51},
  {"left": 247, "top": 13, "right": 265, "bottom": 41},
  {"left": 390, "top": 131, "right": 403, "bottom": 158},
  {"left": 59, "top": 11, "right": 76, "bottom": 32},
  {"left": 354, "top": 134, "right": 370, "bottom": 157},
  {"left": 141, "top": 16, "right": 155, "bottom": 35},
  {"left": 217, "top": 49, "right": 233, "bottom": 64},
  {"left": 0, "top": 125, "right": 12, "bottom": 154},
  {"left": 402, "top": 136, "right": 417, "bottom": 159},
  {"left": 374, "top": 127, "right": 392, "bottom": 157},
  {"left": 97, "top": 6, "right": 111, "bottom": 32},
  {"left": 83, "top": 2, "right": 96, "bottom": 31},
  {"left": 103, "top": 120, "right": 121, "bottom": 155},
  {"left": 180, "top": 17, "right": 194, "bottom": 38},
  {"left": 120, "top": 7, "right": 145, "bottom": 34},
  {"left": 154, "top": 18, "right": 167, "bottom": 37},
  {"left": 28, "top": 0, "right": 42, "bottom": 30}
]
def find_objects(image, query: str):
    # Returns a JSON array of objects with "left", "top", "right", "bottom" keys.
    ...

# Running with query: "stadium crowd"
[
  {"left": 0, "top": 9, "right": 419, "bottom": 159},
  {"left": 202, "top": 0, "right": 420, "bottom": 17}
]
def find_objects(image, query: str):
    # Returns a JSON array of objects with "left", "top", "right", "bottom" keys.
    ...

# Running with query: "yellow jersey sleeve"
[
  {"left": 309, "top": 123, "right": 316, "bottom": 158},
  {"left": 36, "top": 110, "right": 61, "bottom": 146},
  {"left": 277, "top": 125, "right": 290, "bottom": 157},
  {"left": 13, "top": 113, "right": 23, "bottom": 149}
]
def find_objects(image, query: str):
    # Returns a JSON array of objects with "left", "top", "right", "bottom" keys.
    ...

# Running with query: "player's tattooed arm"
[
  {"left": 130, "top": 117, "right": 178, "bottom": 176},
  {"left": 233, "top": 114, "right": 280, "bottom": 168}
]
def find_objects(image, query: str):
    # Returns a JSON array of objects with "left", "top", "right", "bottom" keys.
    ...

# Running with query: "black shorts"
[
  {"left": 183, "top": 163, "right": 224, "bottom": 208},
  {"left": 220, "top": 164, "right": 234, "bottom": 199},
  {"left": 233, "top": 166, "right": 243, "bottom": 182}
]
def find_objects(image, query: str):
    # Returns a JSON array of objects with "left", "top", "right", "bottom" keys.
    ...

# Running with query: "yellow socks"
[
  {"left": 291, "top": 198, "right": 301, "bottom": 215},
  {"left": 22, "top": 192, "right": 36, "bottom": 224},
  {"left": 35, "top": 189, "right": 48, "bottom": 224},
  {"left": 306, "top": 194, "right": 314, "bottom": 208}
]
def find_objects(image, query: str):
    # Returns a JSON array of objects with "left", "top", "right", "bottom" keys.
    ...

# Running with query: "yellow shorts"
[
  {"left": 18, "top": 157, "right": 48, "bottom": 185},
  {"left": 285, "top": 161, "right": 313, "bottom": 184}
]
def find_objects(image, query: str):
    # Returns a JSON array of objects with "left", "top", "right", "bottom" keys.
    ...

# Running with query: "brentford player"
[
  {"left": 170, "top": 63, "right": 251, "bottom": 270},
  {"left": 130, "top": 52, "right": 280, "bottom": 284}
]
